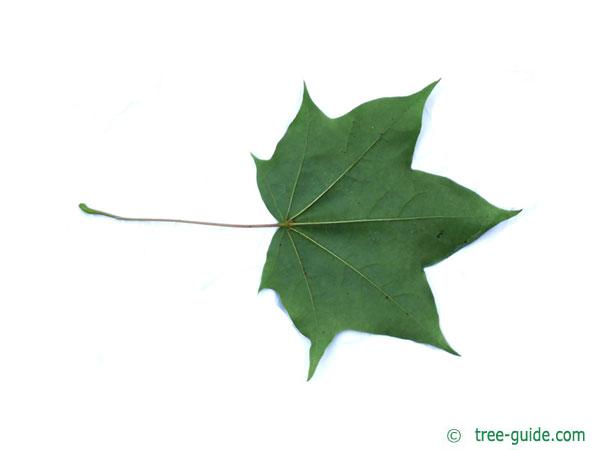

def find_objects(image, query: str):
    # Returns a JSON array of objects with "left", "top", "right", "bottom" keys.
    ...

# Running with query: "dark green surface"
[{"left": 255, "top": 81, "right": 518, "bottom": 379}]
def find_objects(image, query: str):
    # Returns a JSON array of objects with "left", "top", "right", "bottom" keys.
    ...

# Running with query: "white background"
[{"left": 1, "top": 1, "right": 599, "bottom": 449}]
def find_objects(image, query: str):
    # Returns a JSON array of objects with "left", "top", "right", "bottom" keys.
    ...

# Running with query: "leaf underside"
[{"left": 254, "top": 81, "right": 518, "bottom": 379}]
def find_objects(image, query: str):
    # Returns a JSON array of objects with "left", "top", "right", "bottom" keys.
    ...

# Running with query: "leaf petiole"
[{"left": 78, "top": 203, "right": 281, "bottom": 228}]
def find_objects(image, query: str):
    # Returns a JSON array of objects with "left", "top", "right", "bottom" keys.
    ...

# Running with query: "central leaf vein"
[{"left": 292, "top": 215, "right": 471, "bottom": 226}]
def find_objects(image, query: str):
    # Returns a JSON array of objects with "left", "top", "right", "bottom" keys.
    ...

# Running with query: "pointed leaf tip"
[
  {"left": 251, "top": 152, "right": 264, "bottom": 166},
  {"left": 509, "top": 208, "right": 523, "bottom": 218},
  {"left": 500, "top": 208, "right": 522, "bottom": 222},
  {"left": 445, "top": 344, "right": 461, "bottom": 357},
  {"left": 307, "top": 335, "right": 334, "bottom": 381},
  {"left": 420, "top": 78, "right": 441, "bottom": 97},
  {"left": 434, "top": 332, "right": 460, "bottom": 356},
  {"left": 300, "top": 81, "right": 319, "bottom": 113},
  {"left": 302, "top": 83, "right": 311, "bottom": 101}
]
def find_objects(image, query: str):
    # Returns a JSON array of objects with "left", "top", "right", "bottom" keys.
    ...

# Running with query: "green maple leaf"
[
  {"left": 253, "top": 81, "right": 518, "bottom": 379},
  {"left": 80, "top": 80, "right": 518, "bottom": 380}
]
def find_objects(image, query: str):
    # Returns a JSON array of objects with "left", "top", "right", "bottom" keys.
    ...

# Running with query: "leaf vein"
[
  {"left": 289, "top": 105, "right": 415, "bottom": 221},
  {"left": 286, "top": 229, "right": 318, "bottom": 324},
  {"left": 289, "top": 130, "right": 386, "bottom": 220},
  {"left": 265, "top": 179, "right": 284, "bottom": 220},
  {"left": 293, "top": 215, "right": 472, "bottom": 226},
  {"left": 290, "top": 228, "right": 410, "bottom": 315},
  {"left": 285, "top": 118, "right": 312, "bottom": 219}
]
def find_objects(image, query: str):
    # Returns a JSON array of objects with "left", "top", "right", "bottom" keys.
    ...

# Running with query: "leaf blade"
[{"left": 257, "top": 81, "right": 517, "bottom": 378}]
